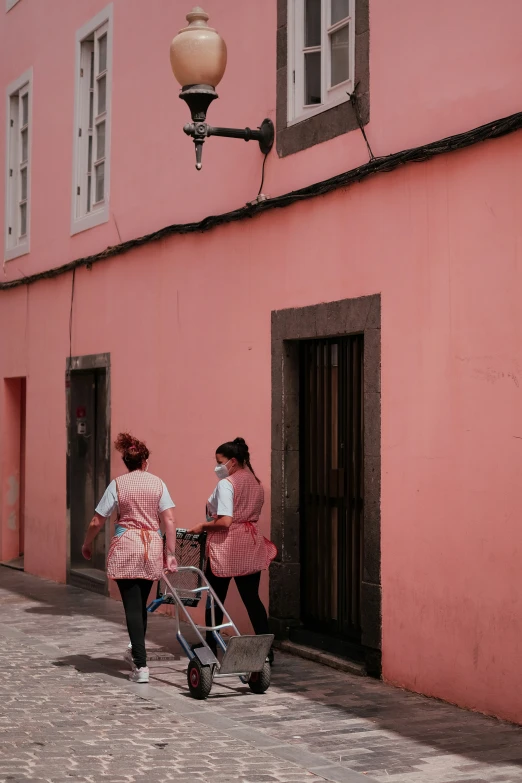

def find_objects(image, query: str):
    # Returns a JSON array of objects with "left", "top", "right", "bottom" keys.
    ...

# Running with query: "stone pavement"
[{"left": 1, "top": 569, "right": 522, "bottom": 783}]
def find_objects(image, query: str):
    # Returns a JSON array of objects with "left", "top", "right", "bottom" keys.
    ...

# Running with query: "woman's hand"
[
  {"left": 82, "top": 513, "right": 106, "bottom": 561},
  {"left": 190, "top": 523, "right": 204, "bottom": 535},
  {"left": 165, "top": 554, "right": 177, "bottom": 573}
]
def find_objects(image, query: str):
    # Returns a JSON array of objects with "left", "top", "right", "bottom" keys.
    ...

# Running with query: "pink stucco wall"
[
  {"left": 1, "top": 0, "right": 522, "bottom": 723},
  {"left": 1, "top": 0, "right": 521, "bottom": 281}
]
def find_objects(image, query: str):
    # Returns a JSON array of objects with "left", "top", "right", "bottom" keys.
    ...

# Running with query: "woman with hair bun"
[
  {"left": 190, "top": 437, "right": 276, "bottom": 661},
  {"left": 81, "top": 433, "right": 177, "bottom": 683}
]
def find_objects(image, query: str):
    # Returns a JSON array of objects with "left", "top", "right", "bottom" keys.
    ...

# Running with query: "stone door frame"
[{"left": 270, "top": 295, "right": 381, "bottom": 675}]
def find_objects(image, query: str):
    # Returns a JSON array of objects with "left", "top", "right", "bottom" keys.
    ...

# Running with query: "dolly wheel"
[
  {"left": 187, "top": 659, "right": 212, "bottom": 700},
  {"left": 248, "top": 661, "right": 271, "bottom": 694}
]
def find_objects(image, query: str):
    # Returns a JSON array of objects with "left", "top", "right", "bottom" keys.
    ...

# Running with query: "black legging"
[
  {"left": 116, "top": 578, "right": 153, "bottom": 669},
  {"left": 205, "top": 565, "right": 269, "bottom": 650}
]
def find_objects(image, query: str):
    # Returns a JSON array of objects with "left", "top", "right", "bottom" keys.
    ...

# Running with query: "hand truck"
[{"left": 147, "top": 529, "right": 274, "bottom": 700}]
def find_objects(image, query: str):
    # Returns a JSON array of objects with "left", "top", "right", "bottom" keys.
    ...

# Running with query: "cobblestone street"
[{"left": 2, "top": 569, "right": 522, "bottom": 783}]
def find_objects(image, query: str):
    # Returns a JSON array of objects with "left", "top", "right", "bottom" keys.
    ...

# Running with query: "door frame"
[
  {"left": 65, "top": 352, "right": 111, "bottom": 594},
  {"left": 270, "top": 295, "right": 381, "bottom": 675}
]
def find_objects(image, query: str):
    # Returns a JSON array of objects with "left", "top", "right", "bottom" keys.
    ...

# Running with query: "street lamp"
[{"left": 170, "top": 7, "right": 274, "bottom": 170}]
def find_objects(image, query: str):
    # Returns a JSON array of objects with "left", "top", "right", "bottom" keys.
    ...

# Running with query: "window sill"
[
  {"left": 288, "top": 90, "right": 353, "bottom": 128},
  {"left": 71, "top": 206, "right": 109, "bottom": 237},
  {"left": 277, "top": 93, "right": 368, "bottom": 157},
  {"left": 4, "top": 242, "right": 29, "bottom": 262}
]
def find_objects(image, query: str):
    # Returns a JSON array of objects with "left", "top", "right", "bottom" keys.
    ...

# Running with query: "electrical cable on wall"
[
  {"left": 258, "top": 152, "right": 269, "bottom": 197},
  {"left": 347, "top": 84, "right": 375, "bottom": 161},
  {"left": 68, "top": 267, "right": 76, "bottom": 375},
  {"left": 1, "top": 110, "right": 522, "bottom": 293}
]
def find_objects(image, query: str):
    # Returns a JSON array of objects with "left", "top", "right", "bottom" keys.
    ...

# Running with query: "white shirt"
[
  {"left": 95, "top": 479, "right": 175, "bottom": 519},
  {"left": 207, "top": 479, "right": 234, "bottom": 517}
]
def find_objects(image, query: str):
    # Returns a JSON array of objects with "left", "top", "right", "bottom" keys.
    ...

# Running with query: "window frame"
[
  {"left": 276, "top": 0, "right": 369, "bottom": 157},
  {"left": 4, "top": 68, "right": 32, "bottom": 262},
  {"left": 288, "top": 0, "right": 356, "bottom": 126},
  {"left": 71, "top": 3, "right": 113, "bottom": 236}
]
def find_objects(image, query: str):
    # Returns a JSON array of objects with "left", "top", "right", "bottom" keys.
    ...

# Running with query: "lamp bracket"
[
  {"left": 183, "top": 118, "right": 274, "bottom": 170},
  {"left": 179, "top": 84, "right": 274, "bottom": 170}
]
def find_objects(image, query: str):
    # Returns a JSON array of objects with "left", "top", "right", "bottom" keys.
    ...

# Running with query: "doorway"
[
  {"left": 270, "top": 296, "right": 381, "bottom": 675},
  {"left": 1, "top": 377, "right": 26, "bottom": 570},
  {"left": 299, "top": 336, "right": 364, "bottom": 651},
  {"left": 67, "top": 354, "right": 110, "bottom": 594}
]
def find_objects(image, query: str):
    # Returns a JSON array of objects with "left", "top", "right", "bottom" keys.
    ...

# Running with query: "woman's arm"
[
  {"left": 82, "top": 513, "right": 107, "bottom": 559},
  {"left": 158, "top": 483, "right": 178, "bottom": 572},
  {"left": 83, "top": 481, "right": 117, "bottom": 559},
  {"left": 191, "top": 515, "right": 232, "bottom": 535},
  {"left": 191, "top": 479, "right": 233, "bottom": 534},
  {"left": 159, "top": 507, "right": 177, "bottom": 554}
]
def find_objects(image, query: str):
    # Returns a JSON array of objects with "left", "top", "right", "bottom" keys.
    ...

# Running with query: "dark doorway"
[
  {"left": 67, "top": 355, "right": 110, "bottom": 594},
  {"left": 298, "top": 336, "right": 364, "bottom": 652},
  {"left": 0, "top": 377, "right": 26, "bottom": 571},
  {"left": 19, "top": 378, "right": 26, "bottom": 562},
  {"left": 270, "top": 296, "right": 381, "bottom": 676}
]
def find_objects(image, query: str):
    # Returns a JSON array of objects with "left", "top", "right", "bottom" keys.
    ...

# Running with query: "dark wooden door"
[
  {"left": 69, "top": 369, "right": 108, "bottom": 572},
  {"left": 300, "top": 336, "right": 364, "bottom": 641}
]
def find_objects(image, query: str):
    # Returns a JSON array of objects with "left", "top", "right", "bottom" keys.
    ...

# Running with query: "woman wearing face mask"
[
  {"left": 82, "top": 433, "right": 178, "bottom": 683},
  {"left": 190, "top": 437, "right": 276, "bottom": 660}
]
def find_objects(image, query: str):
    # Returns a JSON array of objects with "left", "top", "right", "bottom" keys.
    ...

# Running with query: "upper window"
[
  {"left": 288, "top": 0, "right": 355, "bottom": 125},
  {"left": 276, "top": 0, "right": 369, "bottom": 157},
  {"left": 4, "top": 69, "right": 32, "bottom": 262},
  {"left": 71, "top": 4, "right": 113, "bottom": 236}
]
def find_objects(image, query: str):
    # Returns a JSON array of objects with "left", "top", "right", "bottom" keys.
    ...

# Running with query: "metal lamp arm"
[
  {"left": 208, "top": 125, "right": 264, "bottom": 142},
  {"left": 183, "top": 118, "right": 274, "bottom": 170}
]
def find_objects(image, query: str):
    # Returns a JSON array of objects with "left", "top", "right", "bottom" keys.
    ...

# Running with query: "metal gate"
[{"left": 300, "top": 336, "right": 364, "bottom": 641}]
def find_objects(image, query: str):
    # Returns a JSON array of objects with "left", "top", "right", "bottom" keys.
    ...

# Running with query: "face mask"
[{"left": 215, "top": 461, "right": 230, "bottom": 480}]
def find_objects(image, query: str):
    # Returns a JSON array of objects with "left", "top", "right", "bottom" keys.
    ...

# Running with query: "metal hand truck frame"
[{"left": 147, "top": 530, "right": 274, "bottom": 700}]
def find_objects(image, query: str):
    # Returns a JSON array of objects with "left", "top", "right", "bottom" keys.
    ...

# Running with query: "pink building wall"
[
  {"left": 1, "top": 0, "right": 521, "bottom": 283},
  {"left": 1, "top": 0, "right": 522, "bottom": 722}
]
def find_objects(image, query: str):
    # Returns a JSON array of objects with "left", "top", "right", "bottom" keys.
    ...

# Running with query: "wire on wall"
[
  {"left": 68, "top": 267, "right": 76, "bottom": 375},
  {"left": 2, "top": 110, "right": 522, "bottom": 293},
  {"left": 348, "top": 85, "right": 375, "bottom": 161},
  {"left": 258, "top": 152, "right": 269, "bottom": 196}
]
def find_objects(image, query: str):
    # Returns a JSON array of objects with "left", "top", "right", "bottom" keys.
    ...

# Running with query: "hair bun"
[
  {"left": 233, "top": 437, "right": 249, "bottom": 458},
  {"left": 115, "top": 432, "right": 135, "bottom": 453},
  {"left": 114, "top": 432, "right": 150, "bottom": 468}
]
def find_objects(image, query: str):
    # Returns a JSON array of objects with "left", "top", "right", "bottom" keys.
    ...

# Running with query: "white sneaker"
[{"left": 129, "top": 666, "right": 149, "bottom": 683}]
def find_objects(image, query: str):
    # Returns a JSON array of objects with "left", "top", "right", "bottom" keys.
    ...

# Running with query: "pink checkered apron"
[
  {"left": 208, "top": 469, "right": 277, "bottom": 578},
  {"left": 106, "top": 471, "right": 164, "bottom": 581}
]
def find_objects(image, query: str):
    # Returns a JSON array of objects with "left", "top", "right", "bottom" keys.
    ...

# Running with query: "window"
[
  {"left": 4, "top": 69, "right": 32, "bottom": 262},
  {"left": 71, "top": 4, "right": 112, "bottom": 235},
  {"left": 288, "top": 0, "right": 355, "bottom": 124},
  {"left": 276, "top": 0, "right": 369, "bottom": 157}
]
